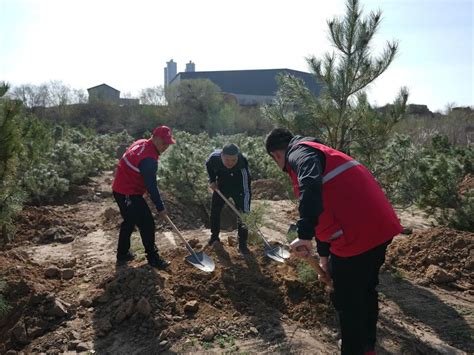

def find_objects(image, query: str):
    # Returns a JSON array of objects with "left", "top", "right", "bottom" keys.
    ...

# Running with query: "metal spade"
[
  {"left": 165, "top": 215, "right": 215, "bottom": 272},
  {"left": 215, "top": 189, "right": 290, "bottom": 263}
]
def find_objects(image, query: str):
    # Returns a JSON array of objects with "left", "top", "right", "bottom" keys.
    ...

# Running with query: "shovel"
[
  {"left": 165, "top": 215, "right": 215, "bottom": 272},
  {"left": 295, "top": 246, "right": 333, "bottom": 290},
  {"left": 215, "top": 189, "right": 290, "bottom": 263}
]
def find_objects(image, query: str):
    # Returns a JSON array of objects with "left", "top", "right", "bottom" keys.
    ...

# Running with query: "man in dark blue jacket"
[{"left": 205, "top": 144, "right": 251, "bottom": 254}]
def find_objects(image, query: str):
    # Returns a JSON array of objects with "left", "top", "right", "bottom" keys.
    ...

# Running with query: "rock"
[
  {"left": 95, "top": 318, "right": 113, "bottom": 337},
  {"left": 67, "top": 340, "right": 81, "bottom": 350},
  {"left": 104, "top": 207, "right": 119, "bottom": 220},
  {"left": 114, "top": 299, "right": 134, "bottom": 324},
  {"left": 136, "top": 297, "right": 152, "bottom": 316},
  {"left": 78, "top": 295, "right": 92, "bottom": 307},
  {"left": 61, "top": 269, "right": 75, "bottom": 280},
  {"left": 12, "top": 323, "right": 28, "bottom": 344},
  {"left": 67, "top": 330, "right": 81, "bottom": 340},
  {"left": 202, "top": 327, "right": 215, "bottom": 341},
  {"left": 44, "top": 266, "right": 61, "bottom": 279},
  {"left": 465, "top": 259, "right": 474, "bottom": 271},
  {"left": 47, "top": 298, "right": 68, "bottom": 317},
  {"left": 250, "top": 326, "right": 259, "bottom": 335},
  {"left": 56, "top": 235, "right": 75, "bottom": 243},
  {"left": 159, "top": 340, "right": 169, "bottom": 349},
  {"left": 28, "top": 326, "right": 46, "bottom": 338},
  {"left": 61, "top": 258, "right": 77, "bottom": 268},
  {"left": 425, "top": 265, "right": 456, "bottom": 284},
  {"left": 42, "top": 227, "right": 63, "bottom": 241},
  {"left": 184, "top": 300, "right": 199, "bottom": 313},
  {"left": 159, "top": 327, "right": 181, "bottom": 340},
  {"left": 75, "top": 342, "right": 92, "bottom": 352}
]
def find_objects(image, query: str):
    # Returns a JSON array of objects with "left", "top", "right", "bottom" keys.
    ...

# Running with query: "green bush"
[
  {"left": 0, "top": 84, "right": 25, "bottom": 243},
  {"left": 374, "top": 134, "right": 473, "bottom": 231},
  {"left": 22, "top": 164, "right": 69, "bottom": 203},
  {"left": 159, "top": 131, "right": 284, "bottom": 219}
]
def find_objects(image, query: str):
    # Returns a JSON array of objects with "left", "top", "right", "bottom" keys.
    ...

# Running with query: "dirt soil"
[{"left": 0, "top": 172, "right": 472, "bottom": 354}]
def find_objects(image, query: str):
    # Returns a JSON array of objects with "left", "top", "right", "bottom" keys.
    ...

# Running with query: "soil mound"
[
  {"left": 1, "top": 241, "right": 335, "bottom": 353},
  {"left": 88, "top": 244, "right": 335, "bottom": 353},
  {"left": 252, "top": 179, "right": 289, "bottom": 200},
  {"left": 0, "top": 251, "right": 73, "bottom": 353},
  {"left": 13, "top": 206, "right": 93, "bottom": 247},
  {"left": 385, "top": 227, "right": 474, "bottom": 291}
]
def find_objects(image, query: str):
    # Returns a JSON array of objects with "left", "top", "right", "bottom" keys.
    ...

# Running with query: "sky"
[{"left": 1, "top": 0, "right": 472, "bottom": 112}]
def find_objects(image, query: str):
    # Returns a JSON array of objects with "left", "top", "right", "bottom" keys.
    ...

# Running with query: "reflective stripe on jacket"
[
  {"left": 112, "top": 139, "right": 159, "bottom": 195},
  {"left": 287, "top": 141, "right": 402, "bottom": 257}
]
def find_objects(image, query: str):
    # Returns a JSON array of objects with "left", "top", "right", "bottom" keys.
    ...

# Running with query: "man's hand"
[
  {"left": 318, "top": 256, "right": 331, "bottom": 285},
  {"left": 290, "top": 238, "right": 314, "bottom": 258},
  {"left": 209, "top": 182, "right": 217, "bottom": 192},
  {"left": 319, "top": 256, "right": 329, "bottom": 272}
]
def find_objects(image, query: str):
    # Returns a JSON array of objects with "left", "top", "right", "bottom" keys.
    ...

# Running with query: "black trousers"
[
  {"left": 113, "top": 192, "right": 157, "bottom": 257},
  {"left": 329, "top": 240, "right": 391, "bottom": 355},
  {"left": 210, "top": 190, "right": 249, "bottom": 242}
]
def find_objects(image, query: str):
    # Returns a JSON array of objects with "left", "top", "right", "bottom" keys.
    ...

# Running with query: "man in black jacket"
[{"left": 206, "top": 143, "right": 251, "bottom": 254}]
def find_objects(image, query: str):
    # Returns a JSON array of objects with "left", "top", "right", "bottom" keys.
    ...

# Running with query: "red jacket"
[
  {"left": 287, "top": 141, "right": 402, "bottom": 257},
  {"left": 112, "top": 139, "right": 159, "bottom": 195}
]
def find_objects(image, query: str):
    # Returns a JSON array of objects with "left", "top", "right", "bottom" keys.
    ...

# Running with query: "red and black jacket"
[
  {"left": 286, "top": 136, "right": 402, "bottom": 257},
  {"left": 112, "top": 139, "right": 160, "bottom": 196}
]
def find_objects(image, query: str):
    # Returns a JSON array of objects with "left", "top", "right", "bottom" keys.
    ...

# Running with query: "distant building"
[
  {"left": 185, "top": 61, "right": 196, "bottom": 72},
  {"left": 87, "top": 84, "right": 139, "bottom": 105},
  {"left": 87, "top": 84, "right": 120, "bottom": 103},
  {"left": 164, "top": 59, "right": 177, "bottom": 88},
  {"left": 168, "top": 68, "right": 322, "bottom": 106}
]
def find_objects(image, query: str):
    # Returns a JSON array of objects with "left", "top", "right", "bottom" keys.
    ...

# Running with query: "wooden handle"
[
  {"left": 295, "top": 246, "right": 333, "bottom": 290},
  {"left": 215, "top": 189, "right": 242, "bottom": 218}
]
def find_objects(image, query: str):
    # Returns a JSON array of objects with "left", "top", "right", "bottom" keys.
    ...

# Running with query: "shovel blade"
[
  {"left": 185, "top": 252, "right": 215, "bottom": 272},
  {"left": 264, "top": 246, "right": 290, "bottom": 263}
]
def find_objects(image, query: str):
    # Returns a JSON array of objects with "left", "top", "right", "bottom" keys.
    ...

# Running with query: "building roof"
[
  {"left": 87, "top": 83, "right": 120, "bottom": 92},
  {"left": 169, "top": 69, "right": 321, "bottom": 96}
]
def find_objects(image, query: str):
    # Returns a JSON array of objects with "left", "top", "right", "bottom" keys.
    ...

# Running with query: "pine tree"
[
  {"left": 0, "top": 82, "right": 25, "bottom": 244},
  {"left": 263, "top": 0, "right": 408, "bottom": 154}
]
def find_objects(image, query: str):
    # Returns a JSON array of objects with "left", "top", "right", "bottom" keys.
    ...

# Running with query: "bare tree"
[{"left": 139, "top": 86, "right": 166, "bottom": 105}]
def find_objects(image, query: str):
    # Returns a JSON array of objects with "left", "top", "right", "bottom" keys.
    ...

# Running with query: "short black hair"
[
  {"left": 265, "top": 128, "right": 294, "bottom": 154},
  {"left": 222, "top": 143, "right": 239, "bottom": 155}
]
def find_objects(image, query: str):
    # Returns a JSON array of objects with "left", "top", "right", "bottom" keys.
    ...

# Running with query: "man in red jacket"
[
  {"left": 265, "top": 128, "right": 402, "bottom": 355},
  {"left": 112, "top": 126, "right": 176, "bottom": 269}
]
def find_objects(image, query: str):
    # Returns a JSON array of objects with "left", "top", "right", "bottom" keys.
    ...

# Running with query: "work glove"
[
  {"left": 290, "top": 238, "right": 314, "bottom": 258},
  {"left": 209, "top": 182, "right": 217, "bottom": 192}
]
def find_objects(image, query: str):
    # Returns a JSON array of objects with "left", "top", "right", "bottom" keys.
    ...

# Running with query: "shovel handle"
[
  {"left": 215, "top": 189, "right": 272, "bottom": 248},
  {"left": 295, "top": 246, "right": 333, "bottom": 290},
  {"left": 306, "top": 256, "right": 333, "bottom": 290},
  {"left": 215, "top": 189, "right": 242, "bottom": 218},
  {"left": 164, "top": 215, "right": 197, "bottom": 258}
]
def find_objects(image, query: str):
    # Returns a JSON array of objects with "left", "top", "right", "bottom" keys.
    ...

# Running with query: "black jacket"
[
  {"left": 206, "top": 150, "right": 251, "bottom": 196},
  {"left": 286, "top": 136, "right": 330, "bottom": 256}
]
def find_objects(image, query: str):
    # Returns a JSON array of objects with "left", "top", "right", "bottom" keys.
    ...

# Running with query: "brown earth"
[{"left": 0, "top": 172, "right": 472, "bottom": 354}]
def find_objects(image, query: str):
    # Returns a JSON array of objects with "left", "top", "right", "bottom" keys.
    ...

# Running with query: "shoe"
[
  {"left": 116, "top": 251, "right": 135, "bottom": 265},
  {"left": 208, "top": 236, "right": 221, "bottom": 246},
  {"left": 238, "top": 244, "right": 250, "bottom": 255},
  {"left": 148, "top": 256, "right": 170, "bottom": 269}
]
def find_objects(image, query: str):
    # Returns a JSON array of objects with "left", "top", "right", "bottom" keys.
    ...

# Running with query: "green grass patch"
[
  {"left": 296, "top": 261, "right": 317, "bottom": 285},
  {"left": 130, "top": 232, "right": 146, "bottom": 261}
]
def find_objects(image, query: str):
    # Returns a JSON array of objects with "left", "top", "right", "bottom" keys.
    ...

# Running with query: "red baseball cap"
[{"left": 152, "top": 125, "right": 176, "bottom": 144}]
